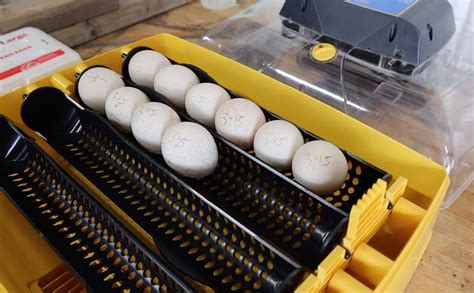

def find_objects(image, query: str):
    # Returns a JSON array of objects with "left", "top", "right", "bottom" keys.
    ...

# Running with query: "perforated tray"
[
  {"left": 0, "top": 115, "right": 193, "bottom": 293},
  {"left": 75, "top": 65, "right": 349, "bottom": 271},
  {"left": 262, "top": 112, "right": 390, "bottom": 213},
  {"left": 21, "top": 87, "right": 306, "bottom": 292},
  {"left": 121, "top": 46, "right": 390, "bottom": 214}
]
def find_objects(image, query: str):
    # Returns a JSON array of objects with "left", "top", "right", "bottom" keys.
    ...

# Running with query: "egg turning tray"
[{"left": 0, "top": 115, "right": 193, "bottom": 293}]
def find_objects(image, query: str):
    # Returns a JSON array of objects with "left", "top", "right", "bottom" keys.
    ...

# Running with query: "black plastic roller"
[
  {"left": 21, "top": 87, "right": 305, "bottom": 292},
  {"left": 0, "top": 115, "right": 193, "bottom": 293}
]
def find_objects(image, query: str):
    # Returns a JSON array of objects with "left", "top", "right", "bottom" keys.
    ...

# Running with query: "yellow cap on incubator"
[{"left": 310, "top": 43, "right": 337, "bottom": 63}]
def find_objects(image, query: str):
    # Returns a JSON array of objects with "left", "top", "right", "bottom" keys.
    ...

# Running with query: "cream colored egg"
[
  {"left": 292, "top": 141, "right": 348, "bottom": 196},
  {"left": 105, "top": 87, "right": 150, "bottom": 133},
  {"left": 185, "top": 83, "right": 231, "bottom": 128},
  {"left": 128, "top": 50, "right": 171, "bottom": 88},
  {"left": 77, "top": 67, "right": 125, "bottom": 113},
  {"left": 253, "top": 120, "right": 304, "bottom": 170},
  {"left": 131, "top": 102, "right": 181, "bottom": 154},
  {"left": 161, "top": 122, "right": 218, "bottom": 179},
  {"left": 214, "top": 98, "right": 266, "bottom": 149},
  {"left": 154, "top": 65, "right": 200, "bottom": 109}
]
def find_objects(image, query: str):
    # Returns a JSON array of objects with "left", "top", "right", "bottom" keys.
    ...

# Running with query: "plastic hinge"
[
  {"left": 51, "top": 73, "right": 74, "bottom": 97},
  {"left": 24, "top": 84, "right": 39, "bottom": 95},
  {"left": 294, "top": 177, "right": 408, "bottom": 293},
  {"left": 295, "top": 246, "right": 348, "bottom": 293},
  {"left": 385, "top": 176, "right": 408, "bottom": 206},
  {"left": 121, "top": 45, "right": 133, "bottom": 59},
  {"left": 342, "top": 179, "right": 390, "bottom": 253},
  {"left": 74, "top": 63, "right": 89, "bottom": 77}
]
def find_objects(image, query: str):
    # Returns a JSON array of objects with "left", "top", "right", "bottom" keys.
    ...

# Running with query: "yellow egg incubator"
[
  {"left": 4, "top": 1, "right": 472, "bottom": 291},
  {"left": 0, "top": 31, "right": 450, "bottom": 293}
]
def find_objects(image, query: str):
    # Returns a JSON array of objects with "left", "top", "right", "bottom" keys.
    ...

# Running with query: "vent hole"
[
  {"left": 427, "top": 23, "right": 433, "bottom": 41},
  {"left": 389, "top": 23, "right": 398, "bottom": 43},
  {"left": 301, "top": 0, "right": 308, "bottom": 12}
]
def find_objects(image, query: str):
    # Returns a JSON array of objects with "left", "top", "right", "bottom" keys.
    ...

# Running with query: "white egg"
[
  {"left": 105, "top": 87, "right": 149, "bottom": 133},
  {"left": 292, "top": 141, "right": 348, "bottom": 196},
  {"left": 154, "top": 65, "right": 200, "bottom": 109},
  {"left": 253, "top": 120, "right": 304, "bottom": 170},
  {"left": 162, "top": 122, "right": 218, "bottom": 179},
  {"left": 214, "top": 98, "right": 266, "bottom": 149},
  {"left": 185, "top": 83, "right": 231, "bottom": 128},
  {"left": 128, "top": 50, "right": 171, "bottom": 88},
  {"left": 77, "top": 67, "right": 125, "bottom": 113},
  {"left": 131, "top": 102, "right": 181, "bottom": 154}
]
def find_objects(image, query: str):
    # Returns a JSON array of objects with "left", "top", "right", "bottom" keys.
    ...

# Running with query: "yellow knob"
[{"left": 310, "top": 43, "right": 337, "bottom": 63}]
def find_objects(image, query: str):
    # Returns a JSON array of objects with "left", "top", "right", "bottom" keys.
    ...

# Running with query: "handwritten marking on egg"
[
  {"left": 185, "top": 83, "right": 231, "bottom": 128},
  {"left": 154, "top": 65, "right": 200, "bottom": 109},
  {"left": 215, "top": 98, "right": 266, "bottom": 149},
  {"left": 254, "top": 120, "right": 304, "bottom": 170},
  {"left": 131, "top": 102, "right": 181, "bottom": 154},
  {"left": 292, "top": 141, "right": 348, "bottom": 196},
  {"left": 161, "top": 122, "right": 218, "bottom": 179},
  {"left": 128, "top": 50, "right": 171, "bottom": 88},
  {"left": 105, "top": 87, "right": 150, "bottom": 133},
  {"left": 77, "top": 67, "right": 125, "bottom": 113}
]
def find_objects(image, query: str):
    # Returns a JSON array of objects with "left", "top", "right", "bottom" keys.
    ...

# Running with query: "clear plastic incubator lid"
[{"left": 199, "top": 0, "right": 473, "bottom": 208}]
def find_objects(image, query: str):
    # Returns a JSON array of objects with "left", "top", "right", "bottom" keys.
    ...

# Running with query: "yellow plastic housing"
[{"left": 0, "top": 34, "right": 449, "bottom": 292}]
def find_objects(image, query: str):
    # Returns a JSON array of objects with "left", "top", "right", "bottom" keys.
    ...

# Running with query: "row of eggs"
[{"left": 76, "top": 50, "right": 348, "bottom": 195}]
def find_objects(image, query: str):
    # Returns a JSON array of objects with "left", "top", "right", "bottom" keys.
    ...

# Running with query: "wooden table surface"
[{"left": 75, "top": 2, "right": 473, "bottom": 292}]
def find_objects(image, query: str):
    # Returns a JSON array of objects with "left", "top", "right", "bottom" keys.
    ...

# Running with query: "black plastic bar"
[
  {"left": 21, "top": 87, "right": 305, "bottom": 292},
  {"left": 0, "top": 115, "right": 194, "bottom": 293}
]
